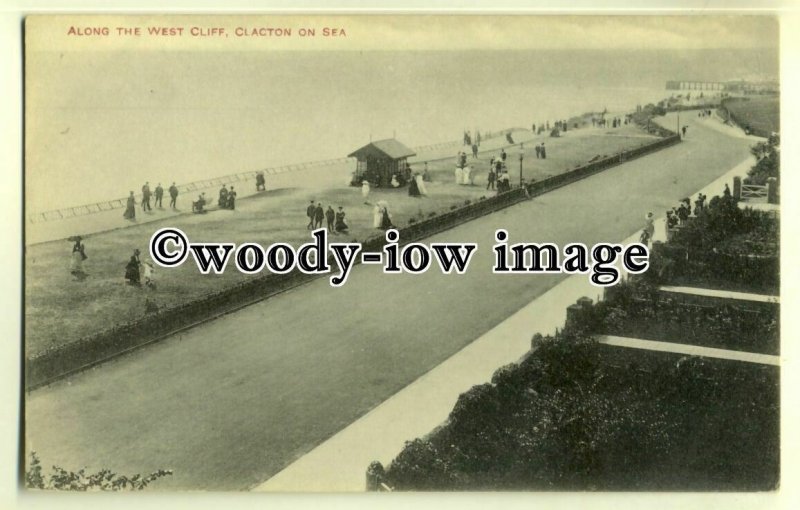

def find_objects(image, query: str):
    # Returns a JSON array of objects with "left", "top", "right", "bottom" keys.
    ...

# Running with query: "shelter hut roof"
[{"left": 348, "top": 139, "right": 416, "bottom": 160}]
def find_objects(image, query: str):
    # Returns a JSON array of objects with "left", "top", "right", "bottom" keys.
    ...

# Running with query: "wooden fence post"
[
  {"left": 733, "top": 176, "right": 742, "bottom": 200},
  {"left": 767, "top": 177, "right": 778, "bottom": 204}
]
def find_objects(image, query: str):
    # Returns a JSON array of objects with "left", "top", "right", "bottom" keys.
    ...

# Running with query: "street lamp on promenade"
[{"left": 519, "top": 145, "right": 525, "bottom": 188}]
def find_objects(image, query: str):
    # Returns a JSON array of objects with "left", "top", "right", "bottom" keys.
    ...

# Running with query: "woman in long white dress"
[
  {"left": 69, "top": 237, "right": 86, "bottom": 277},
  {"left": 462, "top": 166, "right": 472, "bottom": 185},
  {"left": 454, "top": 166, "right": 463, "bottom": 185},
  {"left": 414, "top": 173, "right": 428, "bottom": 195},
  {"left": 361, "top": 181, "right": 370, "bottom": 202}
]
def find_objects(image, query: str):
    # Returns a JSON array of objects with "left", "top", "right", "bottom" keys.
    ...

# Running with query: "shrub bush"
[{"left": 25, "top": 452, "right": 172, "bottom": 491}]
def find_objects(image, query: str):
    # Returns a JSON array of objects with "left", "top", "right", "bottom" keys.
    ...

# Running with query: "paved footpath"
[
  {"left": 25, "top": 112, "right": 755, "bottom": 490},
  {"left": 598, "top": 335, "right": 780, "bottom": 366},
  {"left": 660, "top": 286, "right": 779, "bottom": 304}
]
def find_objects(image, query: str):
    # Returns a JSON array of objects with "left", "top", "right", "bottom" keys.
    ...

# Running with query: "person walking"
[
  {"left": 335, "top": 206, "right": 349, "bottom": 234},
  {"left": 219, "top": 185, "right": 229, "bottom": 209},
  {"left": 361, "top": 180, "right": 370, "bottom": 203},
  {"left": 314, "top": 203, "right": 324, "bottom": 229},
  {"left": 227, "top": 186, "right": 237, "bottom": 210},
  {"left": 486, "top": 166, "right": 496, "bottom": 190},
  {"left": 141, "top": 182, "right": 152, "bottom": 211},
  {"left": 326, "top": 206, "right": 335, "bottom": 232},
  {"left": 69, "top": 236, "right": 87, "bottom": 278},
  {"left": 143, "top": 260, "right": 156, "bottom": 289},
  {"left": 641, "top": 212, "right": 655, "bottom": 246},
  {"left": 123, "top": 191, "right": 136, "bottom": 220},
  {"left": 306, "top": 201, "right": 316, "bottom": 229},
  {"left": 125, "top": 249, "right": 142, "bottom": 286},
  {"left": 540, "top": 143, "right": 547, "bottom": 159},
  {"left": 168, "top": 182, "right": 178, "bottom": 209},
  {"left": 154, "top": 183, "right": 164, "bottom": 208}
]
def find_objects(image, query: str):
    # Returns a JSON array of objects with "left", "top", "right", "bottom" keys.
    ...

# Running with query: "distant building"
[{"left": 348, "top": 138, "right": 417, "bottom": 188}]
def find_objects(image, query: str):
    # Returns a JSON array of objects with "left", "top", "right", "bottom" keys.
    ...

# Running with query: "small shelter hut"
[{"left": 348, "top": 138, "right": 416, "bottom": 188}]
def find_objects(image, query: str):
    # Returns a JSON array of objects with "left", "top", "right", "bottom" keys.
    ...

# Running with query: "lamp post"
[{"left": 519, "top": 145, "right": 525, "bottom": 188}]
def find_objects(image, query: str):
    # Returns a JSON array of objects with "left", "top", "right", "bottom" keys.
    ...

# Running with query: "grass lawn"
[
  {"left": 724, "top": 96, "right": 779, "bottom": 135},
  {"left": 25, "top": 124, "right": 658, "bottom": 358}
]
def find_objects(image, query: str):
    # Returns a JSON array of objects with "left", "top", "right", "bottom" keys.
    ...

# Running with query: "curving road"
[{"left": 25, "top": 113, "right": 754, "bottom": 490}]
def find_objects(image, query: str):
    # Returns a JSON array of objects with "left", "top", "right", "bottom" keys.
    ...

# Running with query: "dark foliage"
[
  {"left": 646, "top": 192, "right": 779, "bottom": 293},
  {"left": 25, "top": 452, "right": 172, "bottom": 491},
  {"left": 383, "top": 326, "right": 778, "bottom": 490},
  {"left": 746, "top": 135, "right": 780, "bottom": 185}
]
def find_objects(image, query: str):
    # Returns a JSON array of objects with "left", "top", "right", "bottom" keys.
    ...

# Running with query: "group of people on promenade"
[
  {"left": 306, "top": 200, "right": 350, "bottom": 234},
  {"left": 123, "top": 173, "right": 260, "bottom": 221},
  {"left": 592, "top": 116, "right": 629, "bottom": 128},
  {"left": 463, "top": 130, "right": 481, "bottom": 147},
  {"left": 189, "top": 184, "right": 237, "bottom": 214},
  {"left": 486, "top": 157, "right": 512, "bottom": 192},
  {"left": 532, "top": 120, "right": 570, "bottom": 135},
  {"left": 216, "top": 185, "right": 238, "bottom": 210},
  {"left": 122, "top": 181, "right": 242, "bottom": 220},
  {"left": 124, "top": 248, "right": 156, "bottom": 289},
  {"left": 532, "top": 121, "right": 552, "bottom": 134},
  {"left": 665, "top": 193, "right": 708, "bottom": 230},
  {"left": 124, "top": 182, "right": 179, "bottom": 220}
]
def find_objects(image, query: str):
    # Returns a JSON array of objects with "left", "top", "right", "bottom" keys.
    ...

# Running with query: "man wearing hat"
[
  {"left": 314, "top": 202, "right": 324, "bottom": 229},
  {"left": 326, "top": 205, "right": 336, "bottom": 233},
  {"left": 154, "top": 183, "right": 164, "bottom": 208},
  {"left": 307, "top": 200, "right": 316, "bottom": 229},
  {"left": 141, "top": 182, "right": 152, "bottom": 211},
  {"left": 169, "top": 182, "right": 179, "bottom": 209}
]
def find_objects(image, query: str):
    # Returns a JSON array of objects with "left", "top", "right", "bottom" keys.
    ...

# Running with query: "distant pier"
[{"left": 666, "top": 80, "right": 779, "bottom": 94}]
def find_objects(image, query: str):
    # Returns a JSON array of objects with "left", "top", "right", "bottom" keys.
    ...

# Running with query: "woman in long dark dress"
[
  {"left": 335, "top": 207, "right": 349, "bottom": 233},
  {"left": 125, "top": 249, "right": 141, "bottom": 285},
  {"left": 69, "top": 236, "right": 87, "bottom": 277},
  {"left": 380, "top": 207, "right": 394, "bottom": 230},
  {"left": 408, "top": 176, "right": 421, "bottom": 197},
  {"left": 123, "top": 192, "right": 136, "bottom": 220}
]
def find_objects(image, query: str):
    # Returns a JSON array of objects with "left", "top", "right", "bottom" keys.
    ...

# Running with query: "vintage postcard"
[{"left": 21, "top": 13, "right": 784, "bottom": 499}]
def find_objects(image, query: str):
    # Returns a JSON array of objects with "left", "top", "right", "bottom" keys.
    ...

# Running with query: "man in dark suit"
[
  {"left": 169, "top": 182, "right": 179, "bottom": 209},
  {"left": 326, "top": 206, "right": 335, "bottom": 232},
  {"left": 154, "top": 183, "right": 164, "bottom": 208},
  {"left": 141, "top": 182, "right": 152, "bottom": 211},
  {"left": 307, "top": 201, "right": 316, "bottom": 229},
  {"left": 228, "top": 186, "right": 237, "bottom": 210},
  {"left": 314, "top": 203, "right": 324, "bottom": 229}
]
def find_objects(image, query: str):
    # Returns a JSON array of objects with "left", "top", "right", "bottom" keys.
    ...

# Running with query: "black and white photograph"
[{"left": 5, "top": 6, "right": 797, "bottom": 507}]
